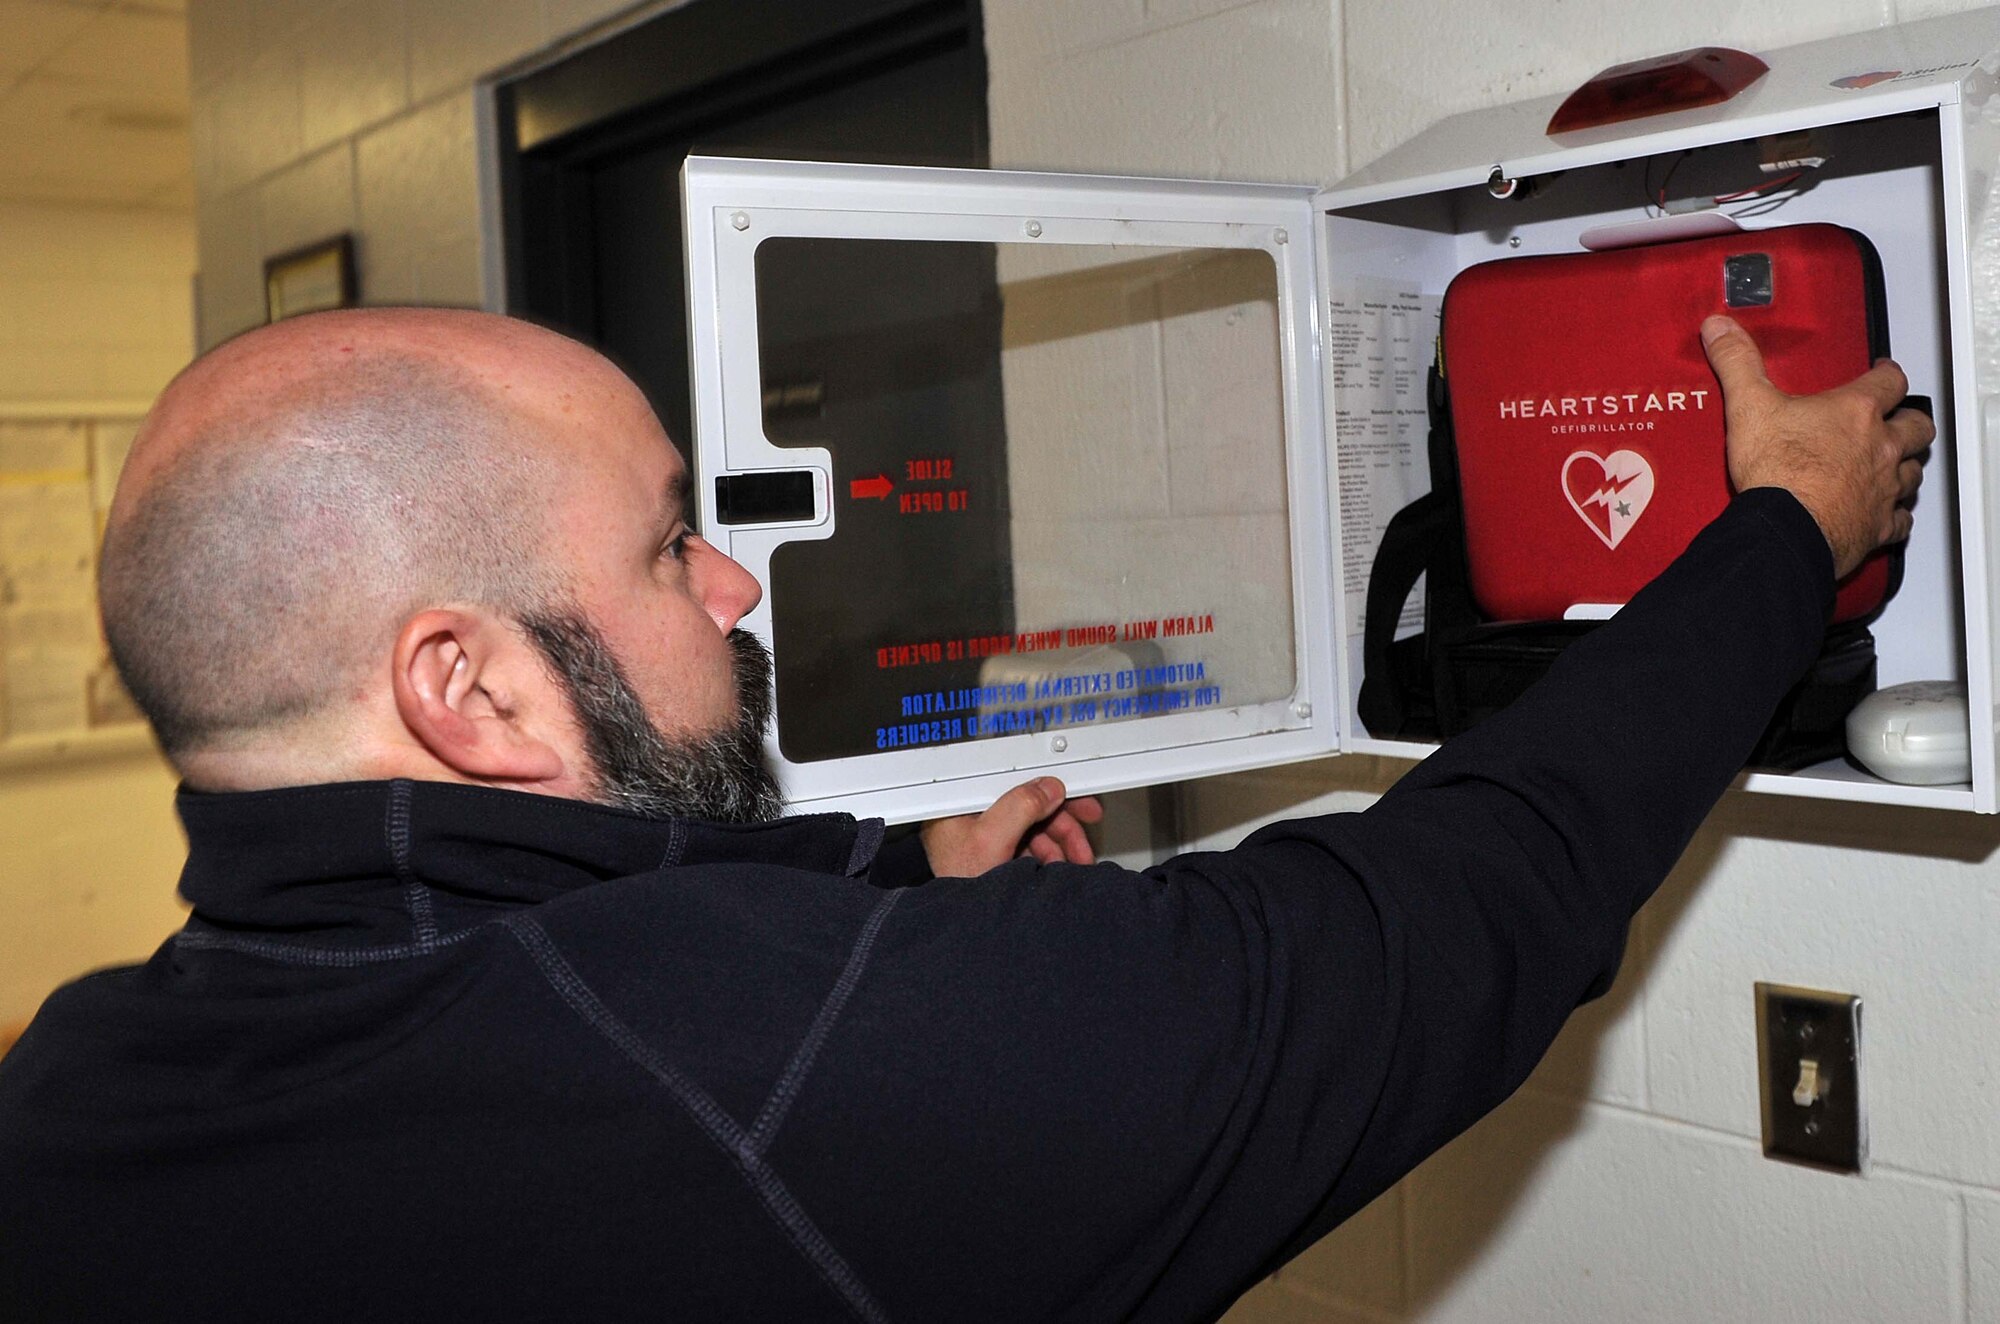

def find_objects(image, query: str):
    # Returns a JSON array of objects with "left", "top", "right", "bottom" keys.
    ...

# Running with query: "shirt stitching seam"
[
  {"left": 170, "top": 926, "right": 480, "bottom": 967},
  {"left": 386, "top": 779, "right": 439, "bottom": 952},
  {"left": 748, "top": 890, "right": 901, "bottom": 1156},
  {"left": 502, "top": 914, "right": 890, "bottom": 1324}
]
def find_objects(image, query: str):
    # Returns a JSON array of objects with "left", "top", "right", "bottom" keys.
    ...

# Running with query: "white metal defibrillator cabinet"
[{"left": 683, "top": 7, "right": 2000, "bottom": 819}]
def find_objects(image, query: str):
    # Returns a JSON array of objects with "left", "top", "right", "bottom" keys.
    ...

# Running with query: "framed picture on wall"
[{"left": 264, "top": 234, "right": 357, "bottom": 322}]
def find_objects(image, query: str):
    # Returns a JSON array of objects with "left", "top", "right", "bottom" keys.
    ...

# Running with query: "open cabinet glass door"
[{"left": 682, "top": 157, "right": 1339, "bottom": 823}]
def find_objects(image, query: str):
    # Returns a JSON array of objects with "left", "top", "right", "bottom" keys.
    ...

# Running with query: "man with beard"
[{"left": 0, "top": 308, "right": 1928, "bottom": 1321}]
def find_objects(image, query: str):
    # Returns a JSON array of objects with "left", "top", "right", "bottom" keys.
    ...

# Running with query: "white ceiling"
[{"left": 0, "top": 0, "right": 191, "bottom": 211}]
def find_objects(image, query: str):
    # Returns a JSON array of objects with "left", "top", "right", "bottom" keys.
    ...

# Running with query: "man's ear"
[{"left": 391, "top": 608, "right": 567, "bottom": 784}]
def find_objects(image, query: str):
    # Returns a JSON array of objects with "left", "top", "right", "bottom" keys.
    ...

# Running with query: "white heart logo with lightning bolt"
[{"left": 1561, "top": 450, "right": 1655, "bottom": 549}]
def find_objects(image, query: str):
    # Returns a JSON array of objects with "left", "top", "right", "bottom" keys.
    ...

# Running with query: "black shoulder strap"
[
  {"left": 1357, "top": 490, "right": 1451, "bottom": 735},
  {"left": 1357, "top": 359, "right": 1459, "bottom": 737}
]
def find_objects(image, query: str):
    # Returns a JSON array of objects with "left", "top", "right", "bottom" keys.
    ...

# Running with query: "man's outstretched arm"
[
  {"left": 1224, "top": 315, "right": 1935, "bottom": 1263},
  {"left": 801, "top": 321, "right": 1931, "bottom": 1320}
]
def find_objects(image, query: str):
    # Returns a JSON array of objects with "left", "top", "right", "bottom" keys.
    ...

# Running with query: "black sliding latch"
[{"left": 714, "top": 471, "right": 818, "bottom": 526}]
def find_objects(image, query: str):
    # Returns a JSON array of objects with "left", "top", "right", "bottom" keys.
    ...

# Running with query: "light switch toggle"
[{"left": 1792, "top": 1057, "right": 1823, "bottom": 1108}]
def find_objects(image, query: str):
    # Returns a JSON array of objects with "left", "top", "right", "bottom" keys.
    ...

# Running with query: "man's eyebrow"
[{"left": 657, "top": 469, "right": 692, "bottom": 534}]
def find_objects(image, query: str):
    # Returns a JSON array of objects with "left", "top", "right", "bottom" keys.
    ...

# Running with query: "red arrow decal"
[{"left": 849, "top": 474, "right": 894, "bottom": 501}]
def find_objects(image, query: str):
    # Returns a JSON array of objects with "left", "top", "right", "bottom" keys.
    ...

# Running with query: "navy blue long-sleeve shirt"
[{"left": 0, "top": 488, "right": 1834, "bottom": 1321}]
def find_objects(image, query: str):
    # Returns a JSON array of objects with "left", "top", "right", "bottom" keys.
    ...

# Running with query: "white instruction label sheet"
[{"left": 1328, "top": 278, "right": 1440, "bottom": 642}]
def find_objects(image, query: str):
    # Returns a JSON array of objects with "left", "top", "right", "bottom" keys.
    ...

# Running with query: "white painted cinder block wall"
[{"left": 184, "top": 0, "right": 2000, "bottom": 1319}]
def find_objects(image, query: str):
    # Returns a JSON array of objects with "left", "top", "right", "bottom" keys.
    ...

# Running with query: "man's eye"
[{"left": 661, "top": 532, "right": 689, "bottom": 562}]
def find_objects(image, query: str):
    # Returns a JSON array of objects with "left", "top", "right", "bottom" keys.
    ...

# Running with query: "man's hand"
[
  {"left": 1702, "top": 315, "right": 1934, "bottom": 578},
  {"left": 920, "top": 777, "right": 1105, "bottom": 877}
]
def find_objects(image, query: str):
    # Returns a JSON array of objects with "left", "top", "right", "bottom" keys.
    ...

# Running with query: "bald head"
[{"left": 100, "top": 309, "right": 616, "bottom": 762}]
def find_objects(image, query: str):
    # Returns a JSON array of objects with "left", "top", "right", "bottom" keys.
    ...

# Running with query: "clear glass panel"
[{"left": 754, "top": 237, "right": 1294, "bottom": 763}]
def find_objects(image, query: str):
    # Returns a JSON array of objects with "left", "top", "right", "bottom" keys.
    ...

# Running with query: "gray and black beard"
[{"left": 520, "top": 612, "right": 784, "bottom": 825}]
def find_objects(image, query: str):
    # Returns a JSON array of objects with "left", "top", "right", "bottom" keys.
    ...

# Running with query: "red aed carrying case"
[
  {"left": 1445, "top": 223, "right": 1895, "bottom": 624},
  {"left": 1358, "top": 223, "right": 1909, "bottom": 767}
]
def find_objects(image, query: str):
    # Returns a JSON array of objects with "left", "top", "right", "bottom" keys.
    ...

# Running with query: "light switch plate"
[{"left": 1755, "top": 982, "right": 1865, "bottom": 1174}]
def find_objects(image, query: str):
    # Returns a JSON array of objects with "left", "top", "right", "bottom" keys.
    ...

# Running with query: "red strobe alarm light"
[{"left": 1547, "top": 47, "right": 1769, "bottom": 135}]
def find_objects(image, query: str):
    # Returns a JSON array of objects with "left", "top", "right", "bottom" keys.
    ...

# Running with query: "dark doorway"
[
  {"left": 498, "top": 0, "right": 1013, "bottom": 764},
  {"left": 499, "top": 0, "right": 989, "bottom": 465}
]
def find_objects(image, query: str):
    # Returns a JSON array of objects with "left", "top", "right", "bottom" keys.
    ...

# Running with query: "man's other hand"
[
  {"left": 920, "top": 777, "right": 1106, "bottom": 876},
  {"left": 1703, "top": 314, "right": 1934, "bottom": 578}
]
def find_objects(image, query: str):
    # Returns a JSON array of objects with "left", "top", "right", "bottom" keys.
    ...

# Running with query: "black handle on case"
[
  {"left": 1357, "top": 362, "right": 1460, "bottom": 739},
  {"left": 1357, "top": 492, "right": 1451, "bottom": 737}
]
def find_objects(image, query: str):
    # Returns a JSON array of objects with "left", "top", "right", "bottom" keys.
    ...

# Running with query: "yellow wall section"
[
  {"left": 0, "top": 200, "right": 195, "bottom": 1036},
  {"left": 0, "top": 202, "right": 194, "bottom": 403},
  {"left": 0, "top": 752, "right": 187, "bottom": 1035}
]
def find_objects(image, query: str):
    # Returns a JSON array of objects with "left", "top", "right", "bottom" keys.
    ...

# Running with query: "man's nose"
[{"left": 699, "top": 544, "right": 763, "bottom": 633}]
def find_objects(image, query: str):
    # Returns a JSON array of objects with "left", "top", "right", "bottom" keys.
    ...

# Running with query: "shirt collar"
[{"left": 175, "top": 779, "right": 884, "bottom": 939}]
